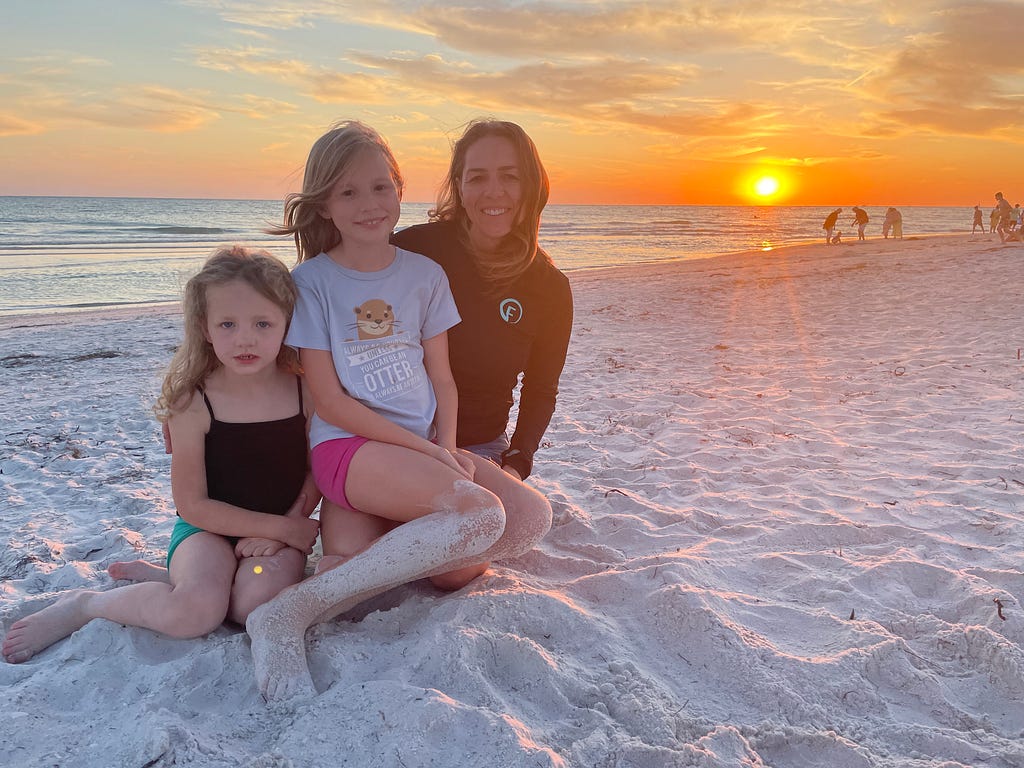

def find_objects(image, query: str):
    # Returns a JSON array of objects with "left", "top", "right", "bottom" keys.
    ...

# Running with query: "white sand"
[{"left": 1, "top": 234, "right": 1022, "bottom": 767}]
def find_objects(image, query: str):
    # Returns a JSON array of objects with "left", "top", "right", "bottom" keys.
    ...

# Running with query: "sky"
[{"left": 2, "top": 0, "right": 1023, "bottom": 206}]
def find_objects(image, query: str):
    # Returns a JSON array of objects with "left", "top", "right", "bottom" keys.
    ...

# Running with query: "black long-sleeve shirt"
[{"left": 392, "top": 221, "right": 573, "bottom": 478}]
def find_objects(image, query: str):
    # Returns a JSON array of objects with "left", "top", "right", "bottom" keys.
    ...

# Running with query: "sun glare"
[{"left": 754, "top": 175, "right": 780, "bottom": 198}]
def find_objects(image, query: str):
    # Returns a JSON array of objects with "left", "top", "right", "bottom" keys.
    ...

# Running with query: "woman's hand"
[{"left": 501, "top": 464, "right": 523, "bottom": 481}]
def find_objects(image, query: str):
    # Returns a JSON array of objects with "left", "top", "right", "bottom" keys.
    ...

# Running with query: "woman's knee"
[{"left": 504, "top": 483, "right": 552, "bottom": 549}]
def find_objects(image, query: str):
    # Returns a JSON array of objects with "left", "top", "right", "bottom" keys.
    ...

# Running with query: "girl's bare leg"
[
  {"left": 316, "top": 452, "right": 552, "bottom": 590},
  {"left": 428, "top": 451, "right": 552, "bottom": 590},
  {"left": 228, "top": 547, "right": 307, "bottom": 625},
  {"left": 2, "top": 534, "right": 236, "bottom": 664},
  {"left": 246, "top": 443, "right": 506, "bottom": 701},
  {"left": 107, "top": 560, "right": 170, "bottom": 583},
  {"left": 317, "top": 503, "right": 397, "bottom": 574}
]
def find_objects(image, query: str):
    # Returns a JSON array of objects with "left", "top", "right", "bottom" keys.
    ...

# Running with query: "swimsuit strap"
[
  {"left": 199, "top": 379, "right": 302, "bottom": 420},
  {"left": 198, "top": 387, "right": 216, "bottom": 420}
]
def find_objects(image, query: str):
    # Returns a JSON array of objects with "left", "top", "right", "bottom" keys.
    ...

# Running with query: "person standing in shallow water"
[
  {"left": 972, "top": 205, "right": 985, "bottom": 234},
  {"left": 851, "top": 207, "right": 869, "bottom": 241},
  {"left": 882, "top": 207, "right": 902, "bottom": 239},
  {"left": 823, "top": 208, "right": 841, "bottom": 244},
  {"left": 994, "top": 192, "right": 1014, "bottom": 241}
]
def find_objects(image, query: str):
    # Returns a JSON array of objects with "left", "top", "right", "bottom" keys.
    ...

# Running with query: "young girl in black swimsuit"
[{"left": 2, "top": 246, "right": 321, "bottom": 664}]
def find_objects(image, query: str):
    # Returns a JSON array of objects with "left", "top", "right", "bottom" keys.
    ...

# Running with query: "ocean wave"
[{"left": 123, "top": 226, "right": 231, "bottom": 234}]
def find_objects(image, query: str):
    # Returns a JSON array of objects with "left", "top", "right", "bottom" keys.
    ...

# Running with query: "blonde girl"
[
  {"left": 248, "top": 121, "right": 555, "bottom": 701},
  {"left": 2, "top": 247, "right": 320, "bottom": 664}
]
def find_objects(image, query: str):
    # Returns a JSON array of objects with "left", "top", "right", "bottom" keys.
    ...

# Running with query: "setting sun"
[
  {"left": 739, "top": 171, "right": 789, "bottom": 204},
  {"left": 754, "top": 176, "right": 780, "bottom": 198}
]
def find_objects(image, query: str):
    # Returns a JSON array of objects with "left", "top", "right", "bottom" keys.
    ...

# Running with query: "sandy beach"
[{"left": 1, "top": 233, "right": 1022, "bottom": 767}]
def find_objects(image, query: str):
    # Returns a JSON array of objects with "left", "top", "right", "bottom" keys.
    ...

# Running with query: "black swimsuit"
[{"left": 201, "top": 376, "right": 308, "bottom": 516}]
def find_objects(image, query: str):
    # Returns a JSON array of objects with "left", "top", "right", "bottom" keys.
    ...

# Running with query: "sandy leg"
[
  {"left": 314, "top": 554, "right": 347, "bottom": 575},
  {"left": 108, "top": 560, "right": 170, "bottom": 583},
  {"left": 245, "top": 600, "right": 317, "bottom": 702},
  {"left": 2, "top": 590, "right": 93, "bottom": 664},
  {"left": 248, "top": 497, "right": 504, "bottom": 702}
]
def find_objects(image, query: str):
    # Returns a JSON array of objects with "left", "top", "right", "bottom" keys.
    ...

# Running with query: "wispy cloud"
[
  {"left": 0, "top": 114, "right": 45, "bottom": 136},
  {"left": 862, "top": 2, "right": 1024, "bottom": 137}
]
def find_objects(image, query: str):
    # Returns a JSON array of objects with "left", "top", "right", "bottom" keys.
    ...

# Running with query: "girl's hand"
[
  {"left": 285, "top": 492, "right": 314, "bottom": 518},
  {"left": 453, "top": 450, "right": 477, "bottom": 481},
  {"left": 235, "top": 537, "right": 286, "bottom": 558},
  {"left": 280, "top": 515, "right": 320, "bottom": 555},
  {"left": 433, "top": 445, "right": 474, "bottom": 480}
]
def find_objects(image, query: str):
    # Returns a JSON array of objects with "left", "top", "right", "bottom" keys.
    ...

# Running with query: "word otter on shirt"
[{"left": 344, "top": 339, "right": 421, "bottom": 401}]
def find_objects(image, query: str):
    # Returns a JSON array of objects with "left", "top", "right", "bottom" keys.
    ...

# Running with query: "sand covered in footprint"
[{"left": 1, "top": 234, "right": 1022, "bottom": 767}]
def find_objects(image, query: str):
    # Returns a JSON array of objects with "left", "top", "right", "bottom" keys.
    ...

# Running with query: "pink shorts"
[{"left": 311, "top": 436, "right": 370, "bottom": 512}]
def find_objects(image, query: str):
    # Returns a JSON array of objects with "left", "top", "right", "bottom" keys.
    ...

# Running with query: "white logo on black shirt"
[{"left": 499, "top": 298, "right": 523, "bottom": 324}]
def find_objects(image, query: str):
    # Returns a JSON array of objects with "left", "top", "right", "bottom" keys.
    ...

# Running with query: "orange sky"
[{"left": 2, "top": 2, "right": 1023, "bottom": 206}]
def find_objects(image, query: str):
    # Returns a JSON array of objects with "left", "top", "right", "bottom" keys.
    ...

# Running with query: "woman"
[
  {"left": 392, "top": 119, "right": 573, "bottom": 480},
  {"left": 316, "top": 120, "right": 573, "bottom": 593}
]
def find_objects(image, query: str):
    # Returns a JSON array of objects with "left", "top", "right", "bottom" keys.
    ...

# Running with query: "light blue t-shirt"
[{"left": 287, "top": 248, "right": 461, "bottom": 449}]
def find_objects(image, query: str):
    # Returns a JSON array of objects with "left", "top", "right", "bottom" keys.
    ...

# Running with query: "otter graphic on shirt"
[
  {"left": 353, "top": 299, "right": 395, "bottom": 340},
  {"left": 344, "top": 298, "right": 420, "bottom": 401}
]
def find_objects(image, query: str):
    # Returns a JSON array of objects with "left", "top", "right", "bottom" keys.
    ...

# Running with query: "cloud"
[
  {"left": 23, "top": 85, "right": 292, "bottom": 133},
  {"left": 862, "top": 2, "right": 1024, "bottom": 136},
  {"left": 0, "top": 114, "right": 45, "bottom": 136},
  {"left": 237, "top": 94, "right": 299, "bottom": 119},
  {"left": 401, "top": 1, "right": 758, "bottom": 58},
  {"left": 21, "top": 86, "right": 217, "bottom": 132},
  {"left": 347, "top": 52, "right": 778, "bottom": 139}
]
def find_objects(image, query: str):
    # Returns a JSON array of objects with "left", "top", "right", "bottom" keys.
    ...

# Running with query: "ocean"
[{"left": 0, "top": 196, "right": 979, "bottom": 316}]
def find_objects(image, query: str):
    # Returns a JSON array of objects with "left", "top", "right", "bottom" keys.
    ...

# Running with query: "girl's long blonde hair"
[
  {"left": 268, "top": 120, "right": 404, "bottom": 263},
  {"left": 430, "top": 119, "right": 551, "bottom": 289},
  {"left": 155, "top": 245, "right": 299, "bottom": 421}
]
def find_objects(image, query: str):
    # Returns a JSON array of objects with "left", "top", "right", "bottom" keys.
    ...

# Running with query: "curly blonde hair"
[
  {"left": 155, "top": 245, "right": 299, "bottom": 421},
  {"left": 268, "top": 120, "right": 404, "bottom": 263},
  {"left": 430, "top": 119, "right": 551, "bottom": 289}
]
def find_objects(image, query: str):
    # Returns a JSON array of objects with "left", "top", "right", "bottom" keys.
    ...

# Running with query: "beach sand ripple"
[{"left": 1, "top": 235, "right": 1022, "bottom": 766}]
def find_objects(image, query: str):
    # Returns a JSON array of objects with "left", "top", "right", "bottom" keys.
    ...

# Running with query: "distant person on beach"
[
  {"left": 1, "top": 247, "right": 321, "bottom": 665},
  {"left": 990, "top": 207, "right": 1000, "bottom": 233},
  {"left": 882, "top": 207, "right": 903, "bottom": 239},
  {"left": 994, "top": 192, "right": 1014, "bottom": 241},
  {"left": 851, "top": 207, "right": 869, "bottom": 241},
  {"left": 823, "top": 208, "right": 841, "bottom": 244},
  {"left": 1014, "top": 204, "right": 1022, "bottom": 231},
  {"left": 248, "top": 120, "right": 556, "bottom": 701},
  {"left": 972, "top": 205, "right": 985, "bottom": 233}
]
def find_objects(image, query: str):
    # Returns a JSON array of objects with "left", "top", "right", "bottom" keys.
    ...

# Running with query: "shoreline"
[{"left": 0, "top": 231, "right": 1007, "bottom": 331}]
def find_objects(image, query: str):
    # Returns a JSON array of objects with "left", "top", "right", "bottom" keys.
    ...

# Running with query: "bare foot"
[
  {"left": 108, "top": 560, "right": 169, "bottom": 583},
  {"left": 2, "top": 591, "right": 93, "bottom": 663},
  {"left": 245, "top": 601, "right": 316, "bottom": 702}
]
